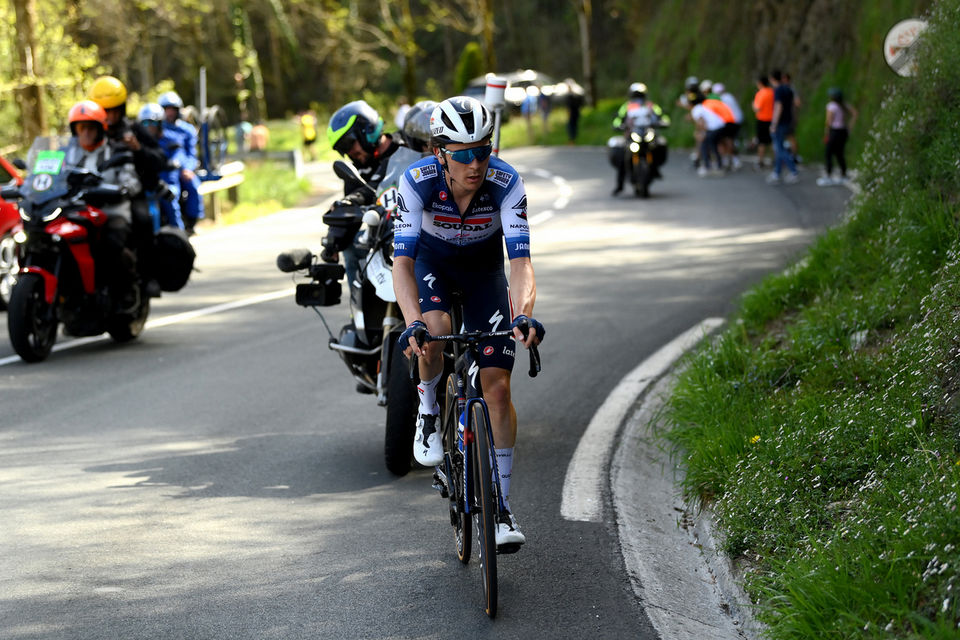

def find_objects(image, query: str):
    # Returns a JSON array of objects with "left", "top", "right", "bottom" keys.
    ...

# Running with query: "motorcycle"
[
  {"left": 277, "top": 161, "right": 419, "bottom": 476},
  {"left": 0, "top": 137, "right": 194, "bottom": 362},
  {"left": 0, "top": 154, "right": 25, "bottom": 309},
  {"left": 608, "top": 115, "right": 669, "bottom": 198}
]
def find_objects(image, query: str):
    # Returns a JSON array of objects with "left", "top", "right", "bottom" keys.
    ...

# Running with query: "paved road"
[{"left": 0, "top": 149, "right": 848, "bottom": 639}]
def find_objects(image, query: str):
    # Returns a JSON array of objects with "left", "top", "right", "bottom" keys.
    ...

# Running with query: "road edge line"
[{"left": 560, "top": 318, "right": 724, "bottom": 522}]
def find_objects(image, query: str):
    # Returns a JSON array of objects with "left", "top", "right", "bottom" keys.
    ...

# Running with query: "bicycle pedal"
[{"left": 496, "top": 543, "right": 522, "bottom": 555}]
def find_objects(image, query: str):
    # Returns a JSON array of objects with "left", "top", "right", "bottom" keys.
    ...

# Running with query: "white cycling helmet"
[
  {"left": 430, "top": 96, "right": 493, "bottom": 146},
  {"left": 138, "top": 102, "right": 164, "bottom": 123}
]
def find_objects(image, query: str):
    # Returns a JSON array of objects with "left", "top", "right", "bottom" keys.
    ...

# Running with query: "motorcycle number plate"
[{"left": 366, "top": 250, "right": 396, "bottom": 302}]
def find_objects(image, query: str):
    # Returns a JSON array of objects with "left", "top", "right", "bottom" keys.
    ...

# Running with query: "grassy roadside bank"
[{"left": 659, "top": 3, "right": 960, "bottom": 638}]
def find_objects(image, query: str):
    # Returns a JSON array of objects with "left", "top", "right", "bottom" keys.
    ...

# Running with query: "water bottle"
[{"left": 457, "top": 411, "right": 466, "bottom": 454}]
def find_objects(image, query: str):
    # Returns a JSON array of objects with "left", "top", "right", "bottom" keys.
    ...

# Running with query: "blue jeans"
[{"left": 772, "top": 125, "right": 797, "bottom": 176}]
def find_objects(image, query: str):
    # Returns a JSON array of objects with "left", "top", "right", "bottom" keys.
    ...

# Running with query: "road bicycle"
[{"left": 410, "top": 298, "right": 541, "bottom": 618}]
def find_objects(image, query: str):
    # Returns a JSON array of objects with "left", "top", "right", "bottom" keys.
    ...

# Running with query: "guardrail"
[{"left": 197, "top": 160, "right": 245, "bottom": 221}]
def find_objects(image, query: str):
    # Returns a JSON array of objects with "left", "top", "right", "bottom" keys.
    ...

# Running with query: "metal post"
[{"left": 484, "top": 76, "right": 507, "bottom": 157}]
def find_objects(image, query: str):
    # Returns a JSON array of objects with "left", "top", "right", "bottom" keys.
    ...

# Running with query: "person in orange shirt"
[{"left": 752, "top": 75, "right": 775, "bottom": 169}]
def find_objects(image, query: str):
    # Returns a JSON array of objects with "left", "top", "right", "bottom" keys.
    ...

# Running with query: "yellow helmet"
[{"left": 88, "top": 75, "right": 128, "bottom": 109}]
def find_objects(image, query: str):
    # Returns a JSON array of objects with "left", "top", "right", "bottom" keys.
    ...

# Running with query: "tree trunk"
[
  {"left": 576, "top": 0, "right": 596, "bottom": 107},
  {"left": 481, "top": 0, "right": 496, "bottom": 72},
  {"left": 12, "top": 0, "right": 48, "bottom": 145}
]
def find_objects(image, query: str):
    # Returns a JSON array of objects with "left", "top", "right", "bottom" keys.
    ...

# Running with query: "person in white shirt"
[{"left": 690, "top": 94, "right": 727, "bottom": 176}]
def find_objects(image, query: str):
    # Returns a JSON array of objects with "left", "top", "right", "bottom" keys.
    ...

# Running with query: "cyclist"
[
  {"left": 393, "top": 96, "right": 545, "bottom": 550},
  {"left": 158, "top": 90, "right": 205, "bottom": 233}
]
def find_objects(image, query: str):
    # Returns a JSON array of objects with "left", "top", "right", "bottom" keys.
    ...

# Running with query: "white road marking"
[
  {"left": 0, "top": 288, "right": 294, "bottom": 367},
  {"left": 560, "top": 317, "right": 725, "bottom": 522}
]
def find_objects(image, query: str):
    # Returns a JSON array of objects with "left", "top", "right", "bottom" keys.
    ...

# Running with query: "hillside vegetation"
[
  {"left": 624, "top": 0, "right": 933, "bottom": 159},
  {"left": 660, "top": 1, "right": 960, "bottom": 637}
]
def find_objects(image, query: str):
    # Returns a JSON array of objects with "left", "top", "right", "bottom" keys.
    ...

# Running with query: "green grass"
[{"left": 659, "top": 2, "right": 960, "bottom": 637}]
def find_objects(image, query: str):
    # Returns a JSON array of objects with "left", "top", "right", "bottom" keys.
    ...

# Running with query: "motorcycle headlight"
[
  {"left": 629, "top": 142, "right": 640, "bottom": 153},
  {"left": 644, "top": 129, "right": 656, "bottom": 142},
  {"left": 630, "top": 132, "right": 642, "bottom": 143},
  {"left": 42, "top": 207, "right": 62, "bottom": 223},
  {"left": 13, "top": 230, "right": 27, "bottom": 243}
]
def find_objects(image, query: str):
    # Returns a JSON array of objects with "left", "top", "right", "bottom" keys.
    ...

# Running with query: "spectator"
[
  {"left": 538, "top": 86, "right": 552, "bottom": 131},
  {"left": 817, "top": 88, "right": 858, "bottom": 186},
  {"left": 300, "top": 110, "right": 318, "bottom": 161},
  {"left": 784, "top": 72, "right": 802, "bottom": 163},
  {"left": 690, "top": 92, "right": 726, "bottom": 177},
  {"left": 752, "top": 75, "right": 774, "bottom": 169},
  {"left": 766, "top": 70, "right": 799, "bottom": 184},
  {"left": 250, "top": 121, "right": 270, "bottom": 151},
  {"left": 712, "top": 82, "right": 744, "bottom": 170},
  {"left": 564, "top": 79, "right": 584, "bottom": 144},
  {"left": 521, "top": 87, "right": 538, "bottom": 143}
]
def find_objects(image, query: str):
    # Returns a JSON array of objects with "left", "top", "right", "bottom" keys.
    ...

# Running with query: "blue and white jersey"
[{"left": 393, "top": 155, "right": 530, "bottom": 269}]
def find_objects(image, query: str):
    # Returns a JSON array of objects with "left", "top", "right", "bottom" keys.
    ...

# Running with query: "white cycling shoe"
[
  {"left": 413, "top": 413, "right": 443, "bottom": 466},
  {"left": 495, "top": 510, "right": 525, "bottom": 552}
]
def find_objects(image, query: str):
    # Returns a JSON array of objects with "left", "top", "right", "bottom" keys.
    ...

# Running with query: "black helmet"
[
  {"left": 327, "top": 100, "right": 384, "bottom": 155},
  {"left": 401, "top": 100, "right": 437, "bottom": 152}
]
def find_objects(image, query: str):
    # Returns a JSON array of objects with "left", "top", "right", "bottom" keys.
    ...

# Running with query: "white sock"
[
  {"left": 417, "top": 372, "right": 442, "bottom": 415},
  {"left": 495, "top": 447, "right": 514, "bottom": 511}
]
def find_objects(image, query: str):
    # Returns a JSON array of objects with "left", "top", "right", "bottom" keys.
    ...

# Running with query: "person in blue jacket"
[
  {"left": 138, "top": 103, "right": 185, "bottom": 229},
  {"left": 158, "top": 91, "right": 204, "bottom": 233}
]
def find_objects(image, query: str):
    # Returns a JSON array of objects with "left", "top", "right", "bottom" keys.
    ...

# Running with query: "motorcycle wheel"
[
  {"left": 8, "top": 273, "right": 58, "bottom": 362},
  {"left": 107, "top": 298, "right": 149, "bottom": 343},
  {"left": 633, "top": 158, "right": 650, "bottom": 198},
  {"left": 384, "top": 341, "right": 418, "bottom": 476},
  {"left": 0, "top": 231, "right": 17, "bottom": 310}
]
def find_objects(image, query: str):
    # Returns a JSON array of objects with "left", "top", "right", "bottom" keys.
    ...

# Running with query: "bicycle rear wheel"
[
  {"left": 443, "top": 374, "right": 471, "bottom": 564},
  {"left": 470, "top": 401, "right": 498, "bottom": 618}
]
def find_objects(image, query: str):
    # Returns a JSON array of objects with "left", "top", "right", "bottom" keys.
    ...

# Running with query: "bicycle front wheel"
[
  {"left": 470, "top": 401, "right": 498, "bottom": 618},
  {"left": 444, "top": 375, "right": 472, "bottom": 564}
]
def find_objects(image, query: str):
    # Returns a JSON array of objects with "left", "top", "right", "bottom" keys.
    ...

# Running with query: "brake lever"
[{"left": 516, "top": 318, "right": 542, "bottom": 378}]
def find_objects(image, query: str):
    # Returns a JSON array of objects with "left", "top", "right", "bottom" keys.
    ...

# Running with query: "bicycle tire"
[
  {"left": 470, "top": 401, "right": 498, "bottom": 618},
  {"left": 444, "top": 374, "right": 471, "bottom": 563}
]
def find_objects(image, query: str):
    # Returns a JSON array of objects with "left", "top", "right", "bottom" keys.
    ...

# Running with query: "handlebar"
[{"left": 407, "top": 326, "right": 541, "bottom": 382}]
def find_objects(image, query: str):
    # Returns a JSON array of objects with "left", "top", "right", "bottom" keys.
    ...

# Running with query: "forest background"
[{"left": 3, "top": 0, "right": 933, "bottom": 161}]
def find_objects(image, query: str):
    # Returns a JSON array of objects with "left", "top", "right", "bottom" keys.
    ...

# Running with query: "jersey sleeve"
[
  {"left": 500, "top": 175, "right": 530, "bottom": 260},
  {"left": 392, "top": 168, "right": 424, "bottom": 259}
]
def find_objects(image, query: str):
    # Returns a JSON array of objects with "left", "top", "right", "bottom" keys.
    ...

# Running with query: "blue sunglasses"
[
  {"left": 141, "top": 119, "right": 161, "bottom": 127},
  {"left": 442, "top": 144, "right": 493, "bottom": 164}
]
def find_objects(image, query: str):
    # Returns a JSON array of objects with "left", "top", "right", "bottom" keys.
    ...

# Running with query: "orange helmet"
[
  {"left": 68, "top": 100, "right": 108, "bottom": 150},
  {"left": 88, "top": 75, "right": 128, "bottom": 109}
]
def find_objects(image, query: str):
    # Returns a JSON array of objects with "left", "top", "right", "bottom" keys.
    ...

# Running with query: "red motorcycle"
[
  {"left": 1, "top": 140, "right": 169, "bottom": 362},
  {"left": 0, "top": 153, "right": 25, "bottom": 309}
]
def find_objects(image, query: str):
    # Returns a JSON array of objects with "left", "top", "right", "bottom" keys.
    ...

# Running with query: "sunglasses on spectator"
[
  {"left": 441, "top": 144, "right": 493, "bottom": 164},
  {"left": 141, "top": 120, "right": 161, "bottom": 127}
]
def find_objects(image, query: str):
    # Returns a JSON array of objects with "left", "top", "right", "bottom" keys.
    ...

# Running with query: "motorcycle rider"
[
  {"left": 394, "top": 96, "right": 545, "bottom": 550},
  {"left": 158, "top": 91, "right": 205, "bottom": 234},
  {"left": 64, "top": 100, "right": 142, "bottom": 311},
  {"left": 610, "top": 83, "right": 668, "bottom": 195},
  {"left": 138, "top": 103, "right": 185, "bottom": 229},
  {"left": 325, "top": 100, "right": 409, "bottom": 285},
  {"left": 399, "top": 100, "right": 438, "bottom": 154},
  {"left": 89, "top": 75, "right": 167, "bottom": 294}
]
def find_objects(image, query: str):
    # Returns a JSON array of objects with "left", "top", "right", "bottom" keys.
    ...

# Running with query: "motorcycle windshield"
[{"left": 21, "top": 137, "right": 80, "bottom": 210}]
